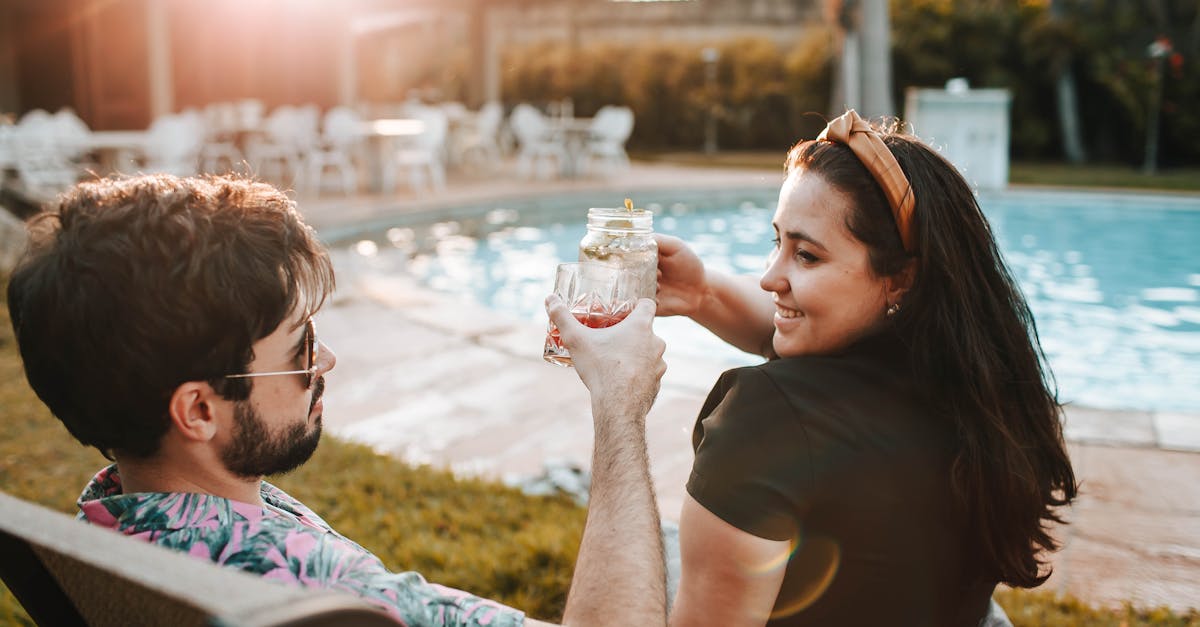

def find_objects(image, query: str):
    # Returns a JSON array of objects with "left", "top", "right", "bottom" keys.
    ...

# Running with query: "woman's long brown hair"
[{"left": 787, "top": 132, "right": 1078, "bottom": 587}]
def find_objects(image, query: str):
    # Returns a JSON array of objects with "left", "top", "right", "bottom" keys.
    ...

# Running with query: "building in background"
[{"left": 0, "top": 0, "right": 893, "bottom": 130}]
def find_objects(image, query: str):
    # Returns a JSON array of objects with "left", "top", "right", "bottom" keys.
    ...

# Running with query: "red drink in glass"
[
  {"left": 545, "top": 306, "right": 633, "bottom": 364},
  {"left": 543, "top": 262, "right": 638, "bottom": 367}
]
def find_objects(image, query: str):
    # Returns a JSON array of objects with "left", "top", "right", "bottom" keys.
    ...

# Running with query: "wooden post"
[
  {"left": 338, "top": 18, "right": 357, "bottom": 107},
  {"left": 146, "top": 0, "right": 173, "bottom": 118},
  {"left": 0, "top": 3, "right": 19, "bottom": 115}
]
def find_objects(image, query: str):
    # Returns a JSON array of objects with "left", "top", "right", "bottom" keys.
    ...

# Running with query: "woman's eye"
[
  {"left": 770, "top": 236, "right": 781, "bottom": 249},
  {"left": 796, "top": 249, "right": 818, "bottom": 263}
]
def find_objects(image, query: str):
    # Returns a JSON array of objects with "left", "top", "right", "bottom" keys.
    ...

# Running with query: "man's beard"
[{"left": 220, "top": 377, "right": 325, "bottom": 479}]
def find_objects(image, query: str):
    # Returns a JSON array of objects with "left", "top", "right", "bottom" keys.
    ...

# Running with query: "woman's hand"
[
  {"left": 655, "top": 234, "right": 709, "bottom": 318},
  {"left": 653, "top": 234, "right": 778, "bottom": 359}
]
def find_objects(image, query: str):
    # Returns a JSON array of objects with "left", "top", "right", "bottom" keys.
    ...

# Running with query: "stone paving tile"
[
  {"left": 475, "top": 323, "right": 550, "bottom": 362},
  {"left": 1045, "top": 444, "right": 1200, "bottom": 610},
  {"left": 1062, "top": 405, "right": 1157, "bottom": 448},
  {"left": 1071, "top": 445, "right": 1200, "bottom": 513},
  {"left": 1156, "top": 412, "right": 1200, "bottom": 453},
  {"left": 1050, "top": 527, "right": 1200, "bottom": 610},
  {"left": 319, "top": 305, "right": 451, "bottom": 370},
  {"left": 643, "top": 390, "right": 706, "bottom": 519}
]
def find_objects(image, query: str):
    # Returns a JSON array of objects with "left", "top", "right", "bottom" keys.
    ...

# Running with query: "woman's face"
[{"left": 762, "top": 169, "right": 896, "bottom": 358}]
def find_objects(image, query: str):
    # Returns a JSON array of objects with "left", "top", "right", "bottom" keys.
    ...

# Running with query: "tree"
[{"left": 1049, "top": 0, "right": 1087, "bottom": 164}]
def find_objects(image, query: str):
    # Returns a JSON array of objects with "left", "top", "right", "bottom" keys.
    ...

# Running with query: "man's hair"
[{"left": 7, "top": 174, "right": 335, "bottom": 459}]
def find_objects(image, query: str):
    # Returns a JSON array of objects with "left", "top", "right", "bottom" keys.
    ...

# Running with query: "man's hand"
[
  {"left": 544, "top": 294, "right": 669, "bottom": 627},
  {"left": 546, "top": 295, "right": 666, "bottom": 420},
  {"left": 654, "top": 234, "right": 709, "bottom": 317}
]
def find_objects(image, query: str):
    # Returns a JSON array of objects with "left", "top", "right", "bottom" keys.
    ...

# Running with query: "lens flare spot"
[
  {"left": 768, "top": 536, "right": 841, "bottom": 620},
  {"left": 745, "top": 538, "right": 797, "bottom": 577}
]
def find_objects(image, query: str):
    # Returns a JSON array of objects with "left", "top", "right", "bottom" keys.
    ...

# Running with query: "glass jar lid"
[{"left": 586, "top": 207, "right": 653, "bottom": 234}]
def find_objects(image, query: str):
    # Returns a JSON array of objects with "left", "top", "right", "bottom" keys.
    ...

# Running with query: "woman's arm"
[
  {"left": 655, "top": 234, "right": 777, "bottom": 359},
  {"left": 669, "top": 495, "right": 790, "bottom": 627}
]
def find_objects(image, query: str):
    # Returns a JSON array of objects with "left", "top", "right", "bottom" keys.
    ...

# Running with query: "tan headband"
[{"left": 817, "top": 110, "right": 916, "bottom": 252}]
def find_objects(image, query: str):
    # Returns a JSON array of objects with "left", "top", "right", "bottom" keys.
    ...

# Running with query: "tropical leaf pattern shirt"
[{"left": 77, "top": 464, "right": 526, "bottom": 627}]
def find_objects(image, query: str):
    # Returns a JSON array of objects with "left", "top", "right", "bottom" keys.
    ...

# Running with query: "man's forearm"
[{"left": 560, "top": 398, "right": 666, "bottom": 627}]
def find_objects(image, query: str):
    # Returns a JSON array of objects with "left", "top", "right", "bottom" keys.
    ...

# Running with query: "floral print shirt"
[{"left": 77, "top": 465, "right": 525, "bottom": 627}]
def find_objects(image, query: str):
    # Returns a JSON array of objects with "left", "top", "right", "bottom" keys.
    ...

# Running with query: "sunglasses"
[{"left": 224, "top": 318, "right": 319, "bottom": 390}]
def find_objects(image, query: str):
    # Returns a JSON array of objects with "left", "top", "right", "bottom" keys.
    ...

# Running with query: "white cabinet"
[{"left": 904, "top": 79, "right": 1012, "bottom": 190}]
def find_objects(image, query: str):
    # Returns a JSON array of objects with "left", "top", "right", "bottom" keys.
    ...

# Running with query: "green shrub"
[
  {"left": 497, "top": 2, "right": 1200, "bottom": 167},
  {"left": 892, "top": 0, "right": 1059, "bottom": 159},
  {"left": 995, "top": 588, "right": 1200, "bottom": 627},
  {"left": 500, "top": 29, "right": 835, "bottom": 151},
  {"left": 891, "top": 0, "right": 1200, "bottom": 166}
]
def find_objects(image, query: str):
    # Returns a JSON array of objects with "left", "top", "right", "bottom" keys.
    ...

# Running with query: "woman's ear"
[
  {"left": 166, "top": 381, "right": 221, "bottom": 443},
  {"left": 885, "top": 259, "right": 917, "bottom": 304}
]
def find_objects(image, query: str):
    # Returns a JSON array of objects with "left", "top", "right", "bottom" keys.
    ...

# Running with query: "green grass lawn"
[
  {"left": 633, "top": 150, "right": 1200, "bottom": 193},
  {"left": 0, "top": 293, "right": 1197, "bottom": 626}
]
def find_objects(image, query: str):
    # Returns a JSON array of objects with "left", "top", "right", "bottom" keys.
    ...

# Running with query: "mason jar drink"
[{"left": 578, "top": 205, "right": 658, "bottom": 300}]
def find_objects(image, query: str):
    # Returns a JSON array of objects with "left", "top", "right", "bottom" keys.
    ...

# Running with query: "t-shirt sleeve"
[{"left": 687, "top": 366, "right": 813, "bottom": 542}]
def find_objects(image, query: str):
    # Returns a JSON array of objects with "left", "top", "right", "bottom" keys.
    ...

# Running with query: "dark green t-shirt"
[{"left": 687, "top": 332, "right": 994, "bottom": 627}]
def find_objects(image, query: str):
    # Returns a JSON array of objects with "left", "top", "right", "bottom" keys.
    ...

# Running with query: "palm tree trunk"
[
  {"left": 1050, "top": 0, "right": 1087, "bottom": 164},
  {"left": 859, "top": 0, "right": 895, "bottom": 118}
]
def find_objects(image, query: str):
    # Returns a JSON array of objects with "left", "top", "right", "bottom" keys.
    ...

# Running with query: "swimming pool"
[{"left": 340, "top": 187, "right": 1200, "bottom": 414}]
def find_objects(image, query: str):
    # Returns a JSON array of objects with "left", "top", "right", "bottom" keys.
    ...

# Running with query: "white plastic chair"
[
  {"left": 510, "top": 103, "right": 564, "bottom": 180},
  {"left": 303, "top": 106, "right": 361, "bottom": 196},
  {"left": 199, "top": 102, "right": 246, "bottom": 174},
  {"left": 246, "top": 105, "right": 319, "bottom": 188},
  {"left": 453, "top": 101, "right": 504, "bottom": 171},
  {"left": 584, "top": 105, "right": 634, "bottom": 177},
  {"left": 142, "top": 112, "right": 205, "bottom": 176},
  {"left": 385, "top": 106, "right": 448, "bottom": 193},
  {"left": 50, "top": 109, "right": 93, "bottom": 164},
  {"left": 439, "top": 101, "right": 468, "bottom": 121},
  {"left": 0, "top": 123, "right": 15, "bottom": 175},
  {"left": 237, "top": 99, "right": 265, "bottom": 132},
  {"left": 10, "top": 109, "right": 82, "bottom": 195}
]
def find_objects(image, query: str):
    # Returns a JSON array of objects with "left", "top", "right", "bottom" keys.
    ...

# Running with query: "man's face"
[
  {"left": 220, "top": 378, "right": 325, "bottom": 479},
  {"left": 219, "top": 314, "right": 334, "bottom": 479}
]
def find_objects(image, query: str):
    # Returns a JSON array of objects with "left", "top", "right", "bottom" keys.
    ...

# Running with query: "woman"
[{"left": 657, "top": 110, "right": 1077, "bottom": 626}]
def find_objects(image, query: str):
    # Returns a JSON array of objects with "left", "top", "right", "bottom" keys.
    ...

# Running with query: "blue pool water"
[{"left": 344, "top": 188, "right": 1200, "bottom": 413}]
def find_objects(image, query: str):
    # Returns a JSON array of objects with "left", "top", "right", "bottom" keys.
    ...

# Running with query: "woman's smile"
[{"left": 774, "top": 302, "right": 802, "bottom": 320}]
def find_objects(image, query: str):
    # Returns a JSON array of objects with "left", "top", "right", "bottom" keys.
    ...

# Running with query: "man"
[{"left": 7, "top": 174, "right": 668, "bottom": 626}]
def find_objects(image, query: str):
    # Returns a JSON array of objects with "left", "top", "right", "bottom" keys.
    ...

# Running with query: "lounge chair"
[{"left": 0, "top": 491, "right": 399, "bottom": 627}]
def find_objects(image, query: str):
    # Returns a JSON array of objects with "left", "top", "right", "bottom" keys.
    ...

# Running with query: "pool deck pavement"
[{"left": 299, "top": 160, "right": 1200, "bottom": 613}]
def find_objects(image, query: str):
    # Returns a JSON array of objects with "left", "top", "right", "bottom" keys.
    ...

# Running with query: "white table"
[
  {"left": 361, "top": 119, "right": 426, "bottom": 138},
  {"left": 359, "top": 119, "right": 427, "bottom": 193}
]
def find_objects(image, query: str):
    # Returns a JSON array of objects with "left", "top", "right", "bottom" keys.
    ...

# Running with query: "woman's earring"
[{"left": 886, "top": 302, "right": 901, "bottom": 317}]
